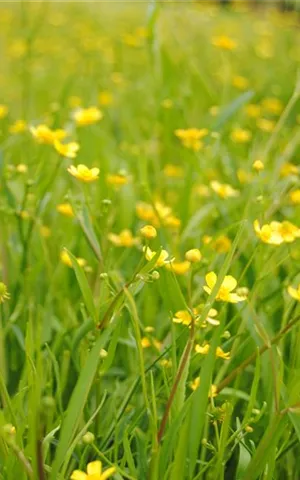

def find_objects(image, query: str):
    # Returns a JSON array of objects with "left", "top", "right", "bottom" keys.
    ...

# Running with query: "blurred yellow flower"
[
  {"left": 140, "top": 225, "right": 157, "bottom": 239},
  {"left": 212, "top": 35, "right": 237, "bottom": 50},
  {"left": 195, "top": 343, "right": 230, "bottom": 360},
  {"left": 175, "top": 128, "right": 208, "bottom": 152},
  {"left": 108, "top": 229, "right": 139, "bottom": 247},
  {"left": 212, "top": 235, "right": 232, "bottom": 253},
  {"left": 74, "top": 106, "right": 103, "bottom": 126},
  {"left": 204, "top": 271, "right": 246, "bottom": 303},
  {"left": 54, "top": 140, "right": 79, "bottom": 159},
  {"left": 16, "top": 164, "right": 28, "bottom": 173},
  {"left": 68, "top": 164, "right": 99, "bottom": 182},
  {"left": 244, "top": 104, "right": 261, "bottom": 118},
  {"left": 143, "top": 246, "right": 171, "bottom": 267},
  {"left": 289, "top": 190, "right": 300, "bottom": 205},
  {"left": 70, "top": 460, "right": 116, "bottom": 480},
  {"left": 252, "top": 159, "right": 264, "bottom": 171},
  {"left": 280, "top": 221, "right": 300, "bottom": 243},
  {"left": 237, "top": 168, "right": 253, "bottom": 184},
  {"left": 232, "top": 75, "right": 249, "bottom": 90},
  {"left": 288, "top": 284, "right": 300, "bottom": 301},
  {"left": 40, "top": 225, "right": 51, "bottom": 238},
  {"left": 31, "top": 125, "right": 66, "bottom": 145},
  {"left": 210, "top": 181, "right": 239, "bottom": 198},
  {"left": 173, "top": 310, "right": 192, "bottom": 326},
  {"left": 166, "top": 261, "right": 191, "bottom": 275},
  {"left": 106, "top": 173, "right": 130, "bottom": 187},
  {"left": 230, "top": 128, "right": 252, "bottom": 143},
  {"left": 163, "top": 164, "right": 184, "bottom": 178},
  {"left": 185, "top": 249, "right": 202, "bottom": 263},
  {"left": 254, "top": 220, "right": 284, "bottom": 245},
  {"left": 56, "top": 203, "right": 74, "bottom": 217},
  {"left": 257, "top": 118, "right": 275, "bottom": 133},
  {"left": 98, "top": 91, "right": 113, "bottom": 106},
  {"left": 190, "top": 377, "right": 217, "bottom": 397},
  {"left": 280, "top": 162, "right": 298, "bottom": 177},
  {"left": 9, "top": 119, "right": 27, "bottom": 134},
  {"left": 161, "top": 98, "right": 173, "bottom": 109},
  {"left": 0, "top": 104, "right": 8, "bottom": 119},
  {"left": 261, "top": 97, "right": 283, "bottom": 115},
  {"left": 0, "top": 282, "right": 10, "bottom": 303},
  {"left": 60, "top": 250, "right": 86, "bottom": 268}
]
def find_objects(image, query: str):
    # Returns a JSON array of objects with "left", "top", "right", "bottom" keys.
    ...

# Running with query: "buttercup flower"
[
  {"left": 257, "top": 118, "right": 275, "bottom": 133},
  {"left": 230, "top": 128, "right": 252, "bottom": 143},
  {"left": 60, "top": 251, "right": 86, "bottom": 268},
  {"left": 98, "top": 91, "right": 113, "bottom": 106},
  {"left": 74, "top": 107, "right": 103, "bottom": 126},
  {"left": 106, "top": 173, "right": 130, "bottom": 187},
  {"left": 279, "top": 221, "right": 300, "bottom": 243},
  {"left": 56, "top": 203, "right": 74, "bottom": 217},
  {"left": 195, "top": 343, "right": 231, "bottom": 360},
  {"left": 212, "top": 35, "right": 237, "bottom": 50},
  {"left": 16, "top": 164, "right": 28, "bottom": 173},
  {"left": 288, "top": 284, "right": 300, "bottom": 301},
  {"left": 166, "top": 261, "right": 191, "bottom": 275},
  {"left": 261, "top": 97, "right": 283, "bottom": 115},
  {"left": 175, "top": 128, "right": 208, "bottom": 152},
  {"left": 163, "top": 164, "right": 184, "bottom": 178},
  {"left": 210, "top": 181, "right": 239, "bottom": 199},
  {"left": 30, "top": 124, "right": 66, "bottom": 145},
  {"left": 203, "top": 271, "right": 246, "bottom": 303},
  {"left": 9, "top": 119, "right": 27, "bottom": 134},
  {"left": 108, "top": 229, "right": 139, "bottom": 247},
  {"left": 143, "top": 246, "right": 172, "bottom": 267},
  {"left": 232, "top": 75, "right": 249, "bottom": 90},
  {"left": 289, "top": 190, "right": 300, "bottom": 205},
  {"left": 253, "top": 220, "right": 284, "bottom": 245},
  {"left": 140, "top": 225, "right": 157, "bottom": 239},
  {"left": 68, "top": 164, "right": 99, "bottom": 183},
  {"left": 54, "top": 140, "right": 79, "bottom": 159},
  {"left": 212, "top": 235, "right": 232, "bottom": 253},
  {"left": 190, "top": 377, "right": 217, "bottom": 397},
  {"left": 0, "top": 104, "right": 8, "bottom": 119},
  {"left": 244, "top": 104, "right": 261, "bottom": 118},
  {"left": 185, "top": 249, "right": 202, "bottom": 263},
  {"left": 280, "top": 162, "right": 298, "bottom": 177},
  {"left": 252, "top": 159, "right": 264, "bottom": 171},
  {"left": 70, "top": 460, "right": 116, "bottom": 480},
  {"left": 0, "top": 282, "right": 10, "bottom": 303},
  {"left": 173, "top": 310, "right": 193, "bottom": 326}
]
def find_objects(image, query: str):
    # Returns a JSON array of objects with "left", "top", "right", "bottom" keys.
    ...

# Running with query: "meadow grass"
[{"left": 0, "top": 2, "right": 300, "bottom": 479}]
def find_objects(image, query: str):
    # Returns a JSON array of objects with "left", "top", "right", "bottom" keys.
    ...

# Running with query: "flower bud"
[
  {"left": 185, "top": 248, "right": 202, "bottom": 263},
  {"left": 140, "top": 225, "right": 157, "bottom": 239}
]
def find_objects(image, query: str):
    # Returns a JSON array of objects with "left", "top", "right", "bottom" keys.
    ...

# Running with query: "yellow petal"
[
  {"left": 205, "top": 271, "right": 217, "bottom": 289},
  {"left": 222, "top": 275, "right": 237, "bottom": 292},
  {"left": 87, "top": 461, "right": 102, "bottom": 476},
  {"left": 70, "top": 470, "right": 88, "bottom": 480},
  {"left": 228, "top": 293, "right": 246, "bottom": 303},
  {"left": 288, "top": 286, "right": 300, "bottom": 301},
  {"left": 101, "top": 466, "right": 116, "bottom": 480}
]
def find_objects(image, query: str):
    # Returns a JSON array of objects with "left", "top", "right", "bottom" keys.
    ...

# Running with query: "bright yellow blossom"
[
  {"left": 212, "top": 35, "right": 237, "bottom": 50},
  {"left": 232, "top": 75, "right": 249, "bottom": 90},
  {"left": 56, "top": 203, "right": 74, "bottom": 217},
  {"left": 210, "top": 181, "right": 239, "bottom": 199},
  {"left": 185, "top": 249, "right": 202, "bottom": 263},
  {"left": 244, "top": 104, "right": 261, "bottom": 118},
  {"left": 31, "top": 125, "right": 66, "bottom": 145},
  {"left": 74, "top": 106, "right": 103, "bottom": 126},
  {"left": 261, "top": 97, "right": 283, "bottom": 115},
  {"left": 289, "top": 190, "right": 300, "bottom": 205},
  {"left": 175, "top": 128, "right": 208, "bottom": 152},
  {"left": 190, "top": 377, "right": 217, "bottom": 397},
  {"left": 212, "top": 235, "right": 232, "bottom": 253},
  {"left": 60, "top": 251, "right": 86, "bottom": 268},
  {"left": 143, "top": 246, "right": 172, "bottom": 267},
  {"left": 195, "top": 343, "right": 230, "bottom": 360},
  {"left": 279, "top": 221, "right": 300, "bottom": 243},
  {"left": 253, "top": 220, "right": 284, "bottom": 245},
  {"left": 230, "top": 128, "right": 252, "bottom": 143},
  {"left": 257, "top": 118, "right": 275, "bottom": 133},
  {"left": 68, "top": 164, "right": 99, "bottom": 183},
  {"left": 252, "top": 159, "right": 264, "bottom": 171},
  {"left": 0, "top": 104, "right": 8, "bottom": 119},
  {"left": 163, "top": 164, "right": 184, "bottom": 178},
  {"left": 16, "top": 164, "right": 28, "bottom": 173},
  {"left": 70, "top": 460, "right": 116, "bottom": 480},
  {"left": 54, "top": 140, "right": 79, "bottom": 158},
  {"left": 280, "top": 162, "right": 298, "bottom": 177},
  {"left": 106, "top": 173, "right": 130, "bottom": 187},
  {"left": 9, "top": 120, "right": 27, "bottom": 134},
  {"left": 288, "top": 284, "right": 300, "bottom": 301},
  {"left": 140, "top": 225, "right": 157, "bottom": 239},
  {"left": 173, "top": 310, "right": 193, "bottom": 326},
  {"left": 203, "top": 271, "right": 246, "bottom": 303},
  {"left": 166, "top": 261, "right": 191, "bottom": 275},
  {"left": 0, "top": 282, "right": 10, "bottom": 303},
  {"left": 108, "top": 229, "right": 139, "bottom": 247}
]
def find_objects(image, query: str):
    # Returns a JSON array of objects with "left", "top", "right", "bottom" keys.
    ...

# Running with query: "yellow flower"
[
  {"left": 141, "top": 337, "right": 151, "bottom": 348},
  {"left": 106, "top": 173, "right": 130, "bottom": 187},
  {"left": 230, "top": 128, "right": 252, "bottom": 143},
  {"left": 253, "top": 220, "right": 284, "bottom": 245},
  {"left": 261, "top": 97, "right": 283, "bottom": 115},
  {"left": 203, "top": 271, "right": 246, "bottom": 303},
  {"left": 210, "top": 181, "right": 239, "bottom": 199},
  {"left": 212, "top": 235, "right": 232, "bottom": 253},
  {"left": 108, "top": 229, "right": 139, "bottom": 247},
  {"left": 190, "top": 377, "right": 217, "bottom": 397},
  {"left": 136, "top": 201, "right": 179, "bottom": 229},
  {"left": 56, "top": 203, "right": 74, "bottom": 217},
  {"left": 256, "top": 118, "right": 275, "bottom": 133},
  {"left": 140, "top": 225, "right": 157, "bottom": 239},
  {"left": 0, "top": 104, "right": 8, "bottom": 119},
  {"left": 244, "top": 104, "right": 261, "bottom": 118},
  {"left": 16, "top": 164, "right": 28, "bottom": 174},
  {"left": 280, "top": 162, "right": 298, "bottom": 177},
  {"left": 185, "top": 249, "right": 202, "bottom": 263},
  {"left": 289, "top": 190, "right": 300, "bottom": 205},
  {"left": 40, "top": 225, "right": 51, "bottom": 238},
  {"left": 212, "top": 35, "right": 237, "bottom": 50},
  {"left": 203, "top": 235, "right": 213, "bottom": 245},
  {"left": 68, "top": 164, "right": 100, "bottom": 183},
  {"left": 195, "top": 184, "right": 210, "bottom": 197},
  {"left": 143, "top": 246, "right": 171, "bottom": 267},
  {"left": 98, "top": 91, "right": 113, "bottom": 106},
  {"left": 288, "top": 284, "right": 300, "bottom": 301},
  {"left": 202, "top": 308, "right": 220, "bottom": 327},
  {"left": 279, "top": 221, "right": 300, "bottom": 243},
  {"left": 166, "top": 261, "right": 191, "bottom": 275},
  {"left": 0, "top": 282, "right": 10, "bottom": 303},
  {"left": 9, "top": 119, "right": 27, "bottom": 134},
  {"left": 60, "top": 251, "right": 86, "bottom": 268},
  {"left": 252, "top": 159, "right": 264, "bottom": 171},
  {"left": 237, "top": 168, "right": 253, "bottom": 184},
  {"left": 163, "top": 215, "right": 181, "bottom": 229},
  {"left": 70, "top": 460, "right": 116, "bottom": 480},
  {"left": 31, "top": 125, "right": 66, "bottom": 145},
  {"left": 195, "top": 343, "right": 230, "bottom": 360},
  {"left": 163, "top": 164, "right": 184, "bottom": 178},
  {"left": 54, "top": 140, "right": 79, "bottom": 159},
  {"left": 74, "top": 107, "right": 103, "bottom": 126},
  {"left": 173, "top": 310, "right": 192, "bottom": 326},
  {"left": 175, "top": 128, "right": 208, "bottom": 152},
  {"left": 232, "top": 75, "right": 249, "bottom": 90}
]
